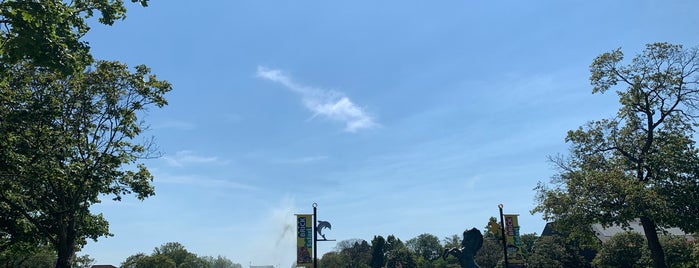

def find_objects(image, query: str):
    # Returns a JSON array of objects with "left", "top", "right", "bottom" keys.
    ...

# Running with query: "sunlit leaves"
[{"left": 0, "top": 60, "right": 170, "bottom": 257}]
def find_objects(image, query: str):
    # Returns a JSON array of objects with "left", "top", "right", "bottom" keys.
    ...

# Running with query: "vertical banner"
[
  {"left": 296, "top": 214, "right": 313, "bottom": 266},
  {"left": 504, "top": 214, "right": 525, "bottom": 267}
]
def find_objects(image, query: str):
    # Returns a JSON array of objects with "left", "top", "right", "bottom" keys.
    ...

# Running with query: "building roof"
[
  {"left": 591, "top": 220, "right": 694, "bottom": 243},
  {"left": 541, "top": 220, "right": 695, "bottom": 243},
  {"left": 91, "top": 265, "right": 117, "bottom": 268}
]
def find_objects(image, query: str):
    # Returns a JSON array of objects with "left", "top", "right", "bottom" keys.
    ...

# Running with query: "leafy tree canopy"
[
  {"left": 0, "top": 60, "right": 170, "bottom": 267},
  {"left": 0, "top": 0, "right": 150, "bottom": 74},
  {"left": 533, "top": 42, "right": 699, "bottom": 268}
]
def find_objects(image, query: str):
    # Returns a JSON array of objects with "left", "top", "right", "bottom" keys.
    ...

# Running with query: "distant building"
[
  {"left": 541, "top": 219, "right": 695, "bottom": 243},
  {"left": 91, "top": 265, "right": 117, "bottom": 268},
  {"left": 590, "top": 220, "right": 694, "bottom": 242}
]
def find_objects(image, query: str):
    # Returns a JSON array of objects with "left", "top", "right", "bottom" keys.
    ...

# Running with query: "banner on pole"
[
  {"left": 504, "top": 214, "right": 525, "bottom": 266},
  {"left": 296, "top": 214, "right": 313, "bottom": 266}
]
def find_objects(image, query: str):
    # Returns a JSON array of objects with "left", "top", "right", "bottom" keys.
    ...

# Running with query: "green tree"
[
  {"left": 526, "top": 235, "right": 589, "bottom": 268},
  {"left": 72, "top": 254, "right": 94, "bottom": 268},
  {"left": 519, "top": 233, "right": 538, "bottom": 260},
  {"left": 386, "top": 247, "right": 417, "bottom": 268},
  {"left": 443, "top": 235, "right": 460, "bottom": 249},
  {"left": 386, "top": 235, "right": 406, "bottom": 253},
  {"left": 593, "top": 232, "right": 647, "bottom": 268},
  {"left": 660, "top": 235, "right": 694, "bottom": 268},
  {"left": 484, "top": 217, "right": 501, "bottom": 240},
  {"left": 0, "top": 60, "right": 171, "bottom": 268},
  {"left": 533, "top": 42, "right": 699, "bottom": 268},
  {"left": 370, "top": 235, "right": 386, "bottom": 268},
  {"left": 203, "top": 255, "right": 242, "bottom": 268},
  {"left": 407, "top": 233, "right": 443, "bottom": 261},
  {"left": 121, "top": 253, "right": 147, "bottom": 268},
  {"left": 154, "top": 242, "right": 191, "bottom": 266},
  {"left": 342, "top": 240, "right": 371, "bottom": 268},
  {"left": 691, "top": 241, "right": 699, "bottom": 267},
  {"left": 0, "top": 243, "right": 55, "bottom": 268},
  {"left": 474, "top": 238, "right": 501, "bottom": 268},
  {"left": 0, "top": 0, "right": 150, "bottom": 74},
  {"left": 319, "top": 251, "right": 347, "bottom": 267},
  {"left": 641, "top": 235, "right": 695, "bottom": 268},
  {"left": 136, "top": 254, "right": 176, "bottom": 268}
]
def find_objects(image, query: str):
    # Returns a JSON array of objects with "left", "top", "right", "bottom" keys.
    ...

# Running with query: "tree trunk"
[
  {"left": 640, "top": 216, "right": 666, "bottom": 268},
  {"left": 55, "top": 214, "right": 76, "bottom": 268}
]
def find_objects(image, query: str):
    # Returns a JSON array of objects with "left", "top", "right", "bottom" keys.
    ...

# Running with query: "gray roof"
[{"left": 591, "top": 220, "right": 694, "bottom": 243}]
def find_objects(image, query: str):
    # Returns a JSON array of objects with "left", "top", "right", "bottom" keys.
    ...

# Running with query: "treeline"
[
  {"left": 319, "top": 226, "right": 538, "bottom": 268},
  {"left": 120, "top": 242, "right": 243, "bottom": 268},
  {"left": 320, "top": 230, "right": 699, "bottom": 268},
  {"left": 0, "top": 242, "right": 242, "bottom": 268}
]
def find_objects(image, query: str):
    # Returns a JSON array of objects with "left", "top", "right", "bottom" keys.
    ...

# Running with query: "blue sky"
[{"left": 79, "top": 0, "right": 699, "bottom": 266}]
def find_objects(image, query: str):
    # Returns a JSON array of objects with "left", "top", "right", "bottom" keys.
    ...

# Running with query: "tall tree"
[
  {"left": 386, "top": 247, "right": 417, "bottom": 268},
  {"left": 0, "top": 0, "right": 150, "bottom": 75},
  {"left": 526, "top": 235, "right": 590, "bottom": 268},
  {"left": 533, "top": 43, "right": 699, "bottom": 268},
  {"left": 406, "top": 233, "right": 443, "bottom": 261},
  {"left": 370, "top": 235, "right": 386, "bottom": 268},
  {"left": 593, "top": 232, "right": 648, "bottom": 268},
  {"left": 0, "top": 60, "right": 170, "bottom": 268},
  {"left": 473, "top": 238, "right": 501, "bottom": 268}
]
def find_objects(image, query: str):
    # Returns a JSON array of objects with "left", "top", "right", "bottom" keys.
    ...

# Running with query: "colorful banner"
[
  {"left": 504, "top": 214, "right": 525, "bottom": 267},
  {"left": 296, "top": 214, "right": 313, "bottom": 266}
]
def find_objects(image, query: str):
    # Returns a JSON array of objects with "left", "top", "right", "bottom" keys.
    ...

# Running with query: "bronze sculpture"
[{"left": 443, "top": 228, "right": 484, "bottom": 268}]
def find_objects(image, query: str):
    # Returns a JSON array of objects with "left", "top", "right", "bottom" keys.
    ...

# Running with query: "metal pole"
[
  {"left": 313, "top": 203, "right": 318, "bottom": 268},
  {"left": 499, "top": 204, "right": 509, "bottom": 268}
]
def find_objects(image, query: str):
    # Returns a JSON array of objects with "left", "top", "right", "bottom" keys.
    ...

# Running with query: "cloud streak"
[
  {"left": 162, "top": 150, "right": 228, "bottom": 167},
  {"left": 256, "top": 66, "right": 378, "bottom": 132}
]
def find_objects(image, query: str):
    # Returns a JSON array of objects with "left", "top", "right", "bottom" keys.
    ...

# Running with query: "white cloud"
[
  {"left": 162, "top": 150, "right": 228, "bottom": 167},
  {"left": 256, "top": 66, "right": 378, "bottom": 132},
  {"left": 155, "top": 173, "right": 257, "bottom": 191},
  {"left": 276, "top": 155, "right": 329, "bottom": 164},
  {"left": 153, "top": 120, "right": 196, "bottom": 130}
]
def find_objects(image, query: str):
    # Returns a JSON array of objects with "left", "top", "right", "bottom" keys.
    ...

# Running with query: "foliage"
[
  {"left": 342, "top": 240, "right": 372, "bottom": 268},
  {"left": 474, "top": 238, "right": 502, "bottom": 268},
  {"left": 121, "top": 242, "right": 241, "bottom": 268},
  {"left": 532, "top": 42, "right": 699, "bottom": 268},
  {"left": 0, "top": 243, "right": 55, "bottom": 268},
  {"left": 659, "top": 235, "right": 694, "bottom": 268},
  {"left": 691, "top": 241, "right": 699, "bottom": 267},
  {"left": 72, "top": 254, "right": 95, "bottom": 268},
  {"left": 0, "top": 0, "right": 150, "bottom": 74},
  {"left": 319, "top": 251, "right": 347, "bottom": 267},
  {"left": 370, "top": 235, "right": 386, "bottom": 268},
  {"left": 0, "top": 242, "right": 94, "bottom": 268},
  {"left": 484, "top": 217, "right": 501, "bottom": 240},
  {"left": 593, "top": 232, "right": 648, "bottom": 268},
  {"left": 519, "top": 233, "right": 538, "bottom": 260},
  {"left": 407, "top": 233, "right": 443, "bottom": 261},
  {"left": 136, "top": 254, "right": 176, "bottom": 268},
  {"left": 0, "top": 60, "right": 170, "bottom": 267},
  {"left": 386, "top": 235, "right": 407, "bottom": 253},
  {"left": 121, "top": 253, "right": 147, "bottom": 268},
  {"left": 201, "top": 255, "right": 243, "bottom": 268},
  {"left": 640, "top": 235, "right": 695, "bottom": 268},
  {"left": 526, "top": 235, "right": 590, "bottom": 268},
  {"left": 386, "top": 247, "right": 417, "bottom": 268}
]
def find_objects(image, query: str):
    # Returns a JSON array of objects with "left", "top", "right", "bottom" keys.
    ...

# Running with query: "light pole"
[
  {"left": 313, "top": 203, "right": 318, "bottom": 268},
  {"left": 499, "top": 204, "right": 509, "bottom": 268}
]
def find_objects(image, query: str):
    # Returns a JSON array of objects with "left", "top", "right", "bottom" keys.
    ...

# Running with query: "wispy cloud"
[
  {"left": 162, "top": 150, "right": 228, "bottom": 167},
  {"left": 256, "top": 66, "right": 378, "bottom": 132},
  {"left": 275, "top": 155, "right": 329, "bottom": 164},
  {"left": 153, "top": 120, "right": 196, "bottom": 130},
  {"left": 155, "top": 173, "right": 257, "bottom": 191}
]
